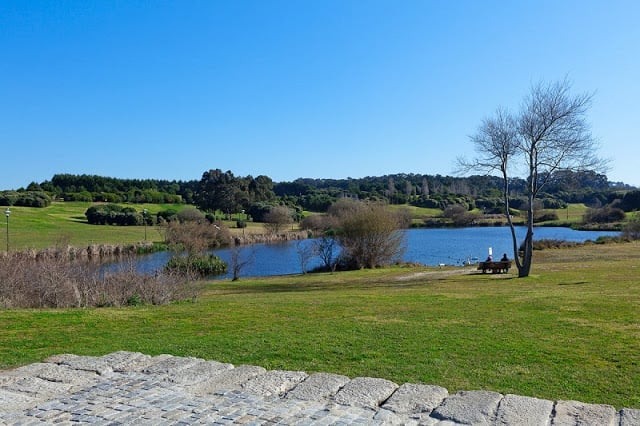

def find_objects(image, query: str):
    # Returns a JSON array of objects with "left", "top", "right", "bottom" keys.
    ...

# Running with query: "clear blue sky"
[{"left": 1, "top": 1, "right": 638, "bottom": 189}]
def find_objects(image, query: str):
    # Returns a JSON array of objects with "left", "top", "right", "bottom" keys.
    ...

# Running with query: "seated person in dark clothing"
[{"left": 500, "top": 253, "right": 509, "bottom": 262}]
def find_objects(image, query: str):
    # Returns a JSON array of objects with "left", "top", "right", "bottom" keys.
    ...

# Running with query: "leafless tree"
[
  {"left": 296, "top": 241, "right": 314, "bottom": 274},
  {"left": 460, "top": 78, "right": 605, "bottom": 277},
  {"left": 337, "top": 202, "right": 405, "bottom": 269},
  {"left": 421, "top": 178, "right": 430, "bottom": 196},
  {"left": 443, "top": 204, "right": 479, "bottom": 227},
  {"left": 312, "top": 234, "right": 339, "bottom": 272},
  {"left": 163, "top": 221, "right": 230, "bottom": 254},
  {"left": 405, "top": 181, "right": 414, "bottom": 197},
  {"left": 229, "top": 244, "right": 254, "bottom": 281},
  {"left": 263, "top": 206, "right": 293, "bottom": 234}
]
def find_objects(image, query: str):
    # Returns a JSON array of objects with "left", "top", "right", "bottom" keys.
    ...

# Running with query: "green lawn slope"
[{"left": 1, "top": 241, "right": 639, "bottom": 409}]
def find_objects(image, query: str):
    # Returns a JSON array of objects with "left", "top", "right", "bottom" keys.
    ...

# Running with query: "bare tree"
[
  {"left": 296, "top": 241, "right": 314, "bottom": 274},
  {"left": 337, "top": 202, "right": 405, "bottom": 269},
  {"left": 163, "top": 221, "right": 229, "bottom": 254},
  {"left": 229, "top": 244, "right": 254, "bottom": 281},
  {"left": 460, "top": 78, "right": 605, "bottom": 277},
  {"left": 312, "top": 234, "right": 339, "bottom": 272},
  {"left": 421, "top": 178, "right": 430, "bottom": 196},
  {"left": 263, "top": 206, "right": 293, "bottom": 234},
  {"left": 443, "top": 204, "right": 479, "bottom": 226}
]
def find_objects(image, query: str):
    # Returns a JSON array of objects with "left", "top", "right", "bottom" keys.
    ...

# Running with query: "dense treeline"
[
  {"left": 33, "top": 174, "right": 198, "bottom": 204},
  {"left": 6, "top": 169, "right": 640, "bottom": 218},
  {"left": 274, "top": 170, "right": 633, "bottom": 213}
]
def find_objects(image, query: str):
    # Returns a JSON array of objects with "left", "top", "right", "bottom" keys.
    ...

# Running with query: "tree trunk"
[{"left": 518, "top": 180, "right": 536, "bottom": 277}]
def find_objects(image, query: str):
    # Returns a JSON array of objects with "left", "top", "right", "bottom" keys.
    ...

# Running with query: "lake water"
[{"left": 127, "top": 226, "right": 619, "bottom": 279}]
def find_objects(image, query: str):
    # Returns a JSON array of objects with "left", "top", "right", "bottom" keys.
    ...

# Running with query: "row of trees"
[{"left": 12, "top": 165, "right": 635, "bottom": 216}]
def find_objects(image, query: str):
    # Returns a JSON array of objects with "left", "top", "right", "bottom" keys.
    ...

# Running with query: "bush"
[
  {"left": 622, "top": 215, "right": 640, "bottom": 240},
  {"left": 534, "top": 211, "right": 559, "bottom": 223},
  {"left": 163, "top": 220, "right": 230, "bottom": 254},
  {"left": 0, "top": 191, "right": 51, "bottom": 207},
  {"left": 165, "top": 254, "right": 227, "bottom": 277},
  {"left": 583, "top": 206, "right": 626, "bottom": 224},
  {"left": 157, "top": 208, "right": 179, "bottom": 223},
  {"left": 177, "top": 206, "right": 206, "bottom": 223},
  {"left": 85, "top": 204, "right": 143, "bottom": 226},
  {"left": 0, "top": 255, "right": 199, "bottom": 308},
  {"left": 63, "top": 191, "right": 94, "bottom": 202},
  {"left": 334, "top": 201, "right": 405, "bottom": 269},
  {"left": 620, "top": 190, "right": 640, "bottom": 212},
  {"left": 247, "top": 202, "right": 276, "bottom": 222},
  {"left": 443, "top": 204, "right": 479, "bottom": 226},
  {"left": 263, "top": 206, "right": 293, "bottom": 234}
]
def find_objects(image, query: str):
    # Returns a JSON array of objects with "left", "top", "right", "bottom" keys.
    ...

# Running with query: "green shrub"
[
  {"left": 0, "top": 191, "right": 51, "bottom": 207},
  {"left": 126, "top": 294, "right": 143, "bottom": 306},
  {"left": 85, "top": 204, "right": 144, "bottom": 226},
  {"left": 165, "top": 254, "right": 228, "bottom": 277}
]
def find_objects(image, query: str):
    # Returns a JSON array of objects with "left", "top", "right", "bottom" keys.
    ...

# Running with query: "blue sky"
[{"left": 1, "top": 1, "right": 638, "bottom": 189}]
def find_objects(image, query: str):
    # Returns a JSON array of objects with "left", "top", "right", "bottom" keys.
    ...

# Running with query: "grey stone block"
[
  {"left": 430, "top": 390, "right": 503, "bottom": 425},
  {"left": 165, "top": 359, "right": 234, "bottom": 385},
  {"left": 1, "top": 376, "right": 73, "bottom": 399},
  {"left": 185, "top": 364, "right": 266, "bottom": 395},
  {"left": 287, "top": 372, "right": 350, "bottom": 401},
  {"left": 382, "top": 382, "right": 448, "bottom": 415},
  {"left": 620, "top": 408, "right": 640, "bottom": 426},
  {"left": 494, "top": 394, "right": 553, "bottom": 425},
  {"left": 373, "top": 407, "right": 408, "bottom": 425},
  {"left": 98, "top": 350, "right": 154, "bottom": 372},
  {"left": 242, "top": 370, "right": 308, "bottom": 397},
  {"left": 142, "top": 354, "right": 202, "bottom": 375},
  {"left": 333, "top": 376, "right": 398, "bottom": 409},
  {"left": 553, "top": 400, "right": 617, "bottom": 426},
  {"left": 0, "top": 388, "right": 38, "bottom": 411},
  {"left": 11, "top": 362, "right": 100, "bottom": 387},
  {"left": 47, "top": 354, "right": 113, "bottom": 376}
]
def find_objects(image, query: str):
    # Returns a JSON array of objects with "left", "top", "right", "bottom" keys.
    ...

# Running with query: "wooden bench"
[{"left": 477, "top": 261, "right": 512, "bottom": 274}]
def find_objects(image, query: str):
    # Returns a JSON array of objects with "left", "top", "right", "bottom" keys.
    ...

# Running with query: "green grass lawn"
[
  {"left": 388, "top": 203, "right": 442, "bottom": 218},
  {"left": 3, "top": 202, "right": 183, "bottom": 250},
  {"left": 2, "top": 202, "right": 278, "bottom": 250},
  {"left": 1, "top": 241, "right": 639, "bottom": 408}
]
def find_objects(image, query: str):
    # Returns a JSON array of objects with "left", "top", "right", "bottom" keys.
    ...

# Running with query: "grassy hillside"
[
  {"left": 1, "top": 202, "right": 275, "bottom": 250},
  {"left": 1, "top": 241, "right": 639, "bottom": 409},
  {"left": 2, "top": 202, "right": 168, "bottom": 249}
]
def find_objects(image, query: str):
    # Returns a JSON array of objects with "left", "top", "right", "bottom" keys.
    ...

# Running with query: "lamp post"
[
  {"left": 143, "top": 208, "right": 148, "bottom": 241},
  {"left": 4, "top": 208, "right": 10, "bottom": 252}
]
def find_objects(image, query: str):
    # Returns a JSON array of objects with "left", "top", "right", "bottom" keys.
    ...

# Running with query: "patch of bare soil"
[{"left": 395, "top": 267, "right": 475, "bottom": 281}]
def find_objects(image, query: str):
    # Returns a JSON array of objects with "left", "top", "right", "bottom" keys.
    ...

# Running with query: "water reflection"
[{"left": 125, "top": 227, "right": 619, "bottom": 279}]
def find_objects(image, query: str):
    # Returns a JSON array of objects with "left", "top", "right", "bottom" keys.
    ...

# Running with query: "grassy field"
[
  {"left": 2, "top": 202, "right": 274, "bottom": 250},
  {"left": 3, "top": 202, "right": 171, "bottom": 250},
  {"left": 1, "top": 241, "right": 639, "bottom": 409}
]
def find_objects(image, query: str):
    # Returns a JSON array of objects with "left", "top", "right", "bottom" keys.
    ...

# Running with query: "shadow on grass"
[
  {"left": 557, "top": 281, "right": 590, "bottom": 286},
  {"left": 206, "top": 268, "right": 497, "bottom": 296}
]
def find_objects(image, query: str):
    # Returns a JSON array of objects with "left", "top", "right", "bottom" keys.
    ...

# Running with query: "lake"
[{"left": 126, "top": 226, "right": 619, "bottom": 279}]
